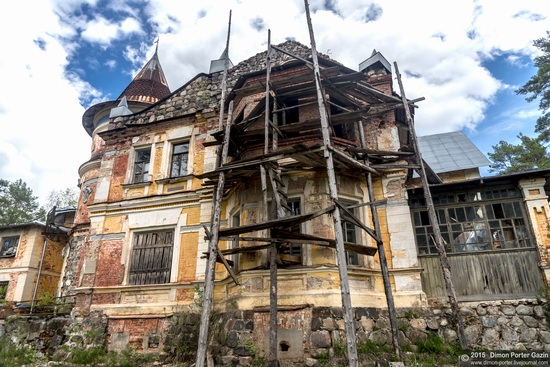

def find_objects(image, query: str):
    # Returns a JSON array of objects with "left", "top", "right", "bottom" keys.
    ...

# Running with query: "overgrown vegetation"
[
  {"left": 536, "top": 285, "right": 550, "bottom": 325},
  {"left": 316, "top": 332, "right": 463, "bottom": 367},
  {"left": 0, "top": 336, "right": 42, "bottom": 367},
  {"left": 163, "top": 310, "right": 201, "bottom": 365}
]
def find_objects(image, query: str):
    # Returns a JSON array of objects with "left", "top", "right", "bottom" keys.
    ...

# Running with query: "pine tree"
[{"left": 0, "top": 179, "right": 46, "bottom": 226}]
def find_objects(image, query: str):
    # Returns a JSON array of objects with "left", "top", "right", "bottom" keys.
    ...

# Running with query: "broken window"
[
  {"left": 132, "top": 148, "right": 151, "bottom": 183},
  {"left": 128, "top": 230, "right": 174, "bottom": 285},
  {"left": 0, "top": 236, "right": 19, "bottom": 257},
  {"left": 411, "top": 187, "right": 533, "bottom": 255},
  {"left": 170, "top": 142, "right": 189, "bottom": 178}
]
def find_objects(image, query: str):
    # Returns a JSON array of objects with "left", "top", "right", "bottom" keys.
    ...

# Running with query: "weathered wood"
[
  {"left": 263, "top": 31, "right": 280, "bottom": 367},
  {"left": 328, "top": 146, "right": 380, "bottom": 174},
  {"left": 195, "top": 99, "right": 234, "bottom": 367},
  {"left": 218, "top": 206, "right": 335, "bottom": 237},
  {"left": 394, "top": 61, "right": 466, "bottom": 348},
  {"left": 335, "top": 199, "right": 380, "bottom": 242},
  {"left": 305, "top": 1, "right": 358, "bottom": 365},
  {"left": 419, "top": 250, "right": 544, "bottom": 299},
  {"left": 357, "top": 120, "right": 402, "bottom": 360}
]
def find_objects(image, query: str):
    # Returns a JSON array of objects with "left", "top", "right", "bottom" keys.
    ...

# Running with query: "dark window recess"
[
  {"left": 129, "top": 230, "right": 174, "bottom": 285},
  {"left": 1, "top": 236, "right": 19, "bottom": 257},
  {"left": 231, "top": 212, "right": 240, "bottom": 271},
  {"left": 341, "top": 202, "right": 360, "bottom": 265},
  {"left": 331, "top": 103, "right": 355, "bottom": 141},
  {"left": 133, "top": 148, "right": 151, "bottom": 183},
  {"left": 411, "top": 187, "right": 533, "bottom": 255},
  {"left": 280, "top": 198, "right": 302, "bottom": 258},
  {"left": 170, "top": 142, "right": 189, "bottom": 178}
]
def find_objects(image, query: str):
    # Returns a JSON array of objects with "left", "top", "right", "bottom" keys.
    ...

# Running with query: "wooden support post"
[
  {"left": 394, "top": 62, "right": 467, "bottom": 348},
  {"left": 304, "top": 1, "right": 358, "bottom": 365},
  {"left": 196, "top": 14, "right": 233, "bottom": 367},
  {"left": 264, "top": 30, "right": 280, "bottom": 367},
  {"left": 357, "top": 121, "right": 402, "bottom": 360},
  {"left": 196, "top": 101, "right": 234, "bottom": 367}
]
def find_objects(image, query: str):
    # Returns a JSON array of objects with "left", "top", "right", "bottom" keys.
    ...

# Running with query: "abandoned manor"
[{"left": 1, "top": 36, "right": 550, "bottom": 365}]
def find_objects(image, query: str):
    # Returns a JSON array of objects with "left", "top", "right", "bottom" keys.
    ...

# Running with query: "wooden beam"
[{"left": 394, "top": 61, "right": 466, "bottom": 348}]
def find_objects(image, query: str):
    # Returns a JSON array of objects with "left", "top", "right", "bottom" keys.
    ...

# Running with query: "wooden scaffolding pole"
[
  {"left": 394, "top": 62, "right": 467, "bottom": 348},
  {"left": 304, "top": 1, "right": 358, "bottom": 366},
  {"left": 196, "top": 101, "right": 234, "bottom": 367},
  {"left": 196, "top": 12, "right": 233, "bottom": 367},
  {"left": 263, "top": 29, "right": 281, "bottom": 367},
  {"left": 357, "top": 121, "right": 403, "bottom": 360}
]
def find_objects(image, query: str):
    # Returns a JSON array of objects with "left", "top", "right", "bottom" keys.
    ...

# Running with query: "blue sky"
[{"left": 0, "top": 0, "right": 548, "bottom": 204}]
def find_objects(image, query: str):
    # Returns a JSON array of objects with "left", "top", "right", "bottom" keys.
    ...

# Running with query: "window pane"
[
  {"left": 170, "top": 143, "right": 189, "bottom": 177},
  {"left": 133, "top": 149, "right": 151, "bottom": 183}
]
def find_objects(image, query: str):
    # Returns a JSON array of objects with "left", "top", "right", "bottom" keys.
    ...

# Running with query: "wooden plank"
[
  {"left": 395, "top": 61, "right": 466, "bottom": 348},
  {"left": 419, "top": 250, "right": 544, "bottom": 299}
]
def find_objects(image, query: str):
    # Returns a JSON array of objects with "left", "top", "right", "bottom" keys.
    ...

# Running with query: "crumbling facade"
[{"left": 63, "top": 40, "right": 550, "bottom": 360}]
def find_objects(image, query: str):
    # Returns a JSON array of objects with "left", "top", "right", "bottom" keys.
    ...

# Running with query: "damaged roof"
[{"left": 418, "top": 131, "right": 491, "bottom": 173}]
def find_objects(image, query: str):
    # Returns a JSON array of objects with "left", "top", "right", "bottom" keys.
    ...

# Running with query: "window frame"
[
  {"left": 128, "top": 229, "right": 175, "bottom": 285},
  {"left": 280, "top": 198, "right": 303, "bottom": 260},
  {"left": 0, "top": 281, "right": 8, "bottom": 302},
  {"left": 0, "top": 236, "right": 19, "bottom": 258},
  {"left": 132, "top": 146, "right": 152, "bottom": 184},
  {"left": 230, "top": 211, "right": 241, "bottom": 271},
  {"left": 340, "top": 201, "right": 361, "bottom": 266},
  {"left": 169, "top": 141, "right": 190, "bottom": 178}
]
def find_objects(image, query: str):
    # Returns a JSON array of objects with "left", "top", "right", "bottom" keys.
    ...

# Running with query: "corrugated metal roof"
[{"left": 418, "top": 131, "right": 491, "bottom": 173}]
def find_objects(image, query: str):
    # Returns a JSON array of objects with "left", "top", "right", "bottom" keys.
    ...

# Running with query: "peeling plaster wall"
[{"left": 519, "top": 177, "right": 550, "bottom": 283}]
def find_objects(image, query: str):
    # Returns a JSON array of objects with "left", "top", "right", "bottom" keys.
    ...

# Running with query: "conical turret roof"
[{"left": 117, "top": 49, "right": 171, "bottom": 104}]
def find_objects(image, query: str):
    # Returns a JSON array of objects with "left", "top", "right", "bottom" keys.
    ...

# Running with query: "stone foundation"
[{"left": 1, "top": 299, "right": 548, "bottom": 365}]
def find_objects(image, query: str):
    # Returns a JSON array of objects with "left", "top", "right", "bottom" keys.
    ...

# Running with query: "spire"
[{"left": 117, "top": 42, "right": 171, "bottom": 104}]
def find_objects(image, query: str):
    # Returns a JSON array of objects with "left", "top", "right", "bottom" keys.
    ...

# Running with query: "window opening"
[
  {"left": 129, "top": 230, "right": 174, "bottom": 285},
  {"left": 1, "top": 236, "right": 19, "bottom": 257},
  {"left": 280, "top": 198, "right": 302, "bottom": 259},
  {"left": 341, "top": 201, "right": 360, "bottom": 265},
  {"left": 0, "top": 281, "right": 8, "bottom": 302},
  {"left": 170, "top": 142, "right": 189, "bottom": 178},
  {"left": 133, "top": 148, "right": 151, "bottom": 183},
  {"left": 231, "top": 212, "right": 240, "bottom": 271}
]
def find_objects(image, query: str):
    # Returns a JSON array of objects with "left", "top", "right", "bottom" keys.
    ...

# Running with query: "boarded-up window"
[{"left": 129, "top": 230, "right": 174, "bottom": 285}]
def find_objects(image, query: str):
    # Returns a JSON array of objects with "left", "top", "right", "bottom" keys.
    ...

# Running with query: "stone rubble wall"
[
  {"left": 0, "top": 300, "right": 548, "bottom": 365},
  {"left": 212, "top": 300, "right": 549, "bottom": 365}
]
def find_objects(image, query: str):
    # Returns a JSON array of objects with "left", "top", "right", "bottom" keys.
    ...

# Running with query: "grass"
[
  {"left": 0, "top": 336, "right": 42, "bottom": 367},
  {"left": 315, "top": 332, "right": 463, "bottom": 367}
]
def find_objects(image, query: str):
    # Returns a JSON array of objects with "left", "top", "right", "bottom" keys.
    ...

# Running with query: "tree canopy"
[
  {"left": 488, "top": 134, "right": 550, "bottom": 174},
  {"left": 45, "top": 188, "right": 78, "bottom": 210},
  {"left": 0, "top": 179, "right": 46, "bottom": 226},
  {"left": 516, "top": 31, "right": 550, "bottom": 143},
  {"left": 489, "top": 31, "right": 550, "bottom": 174}
]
